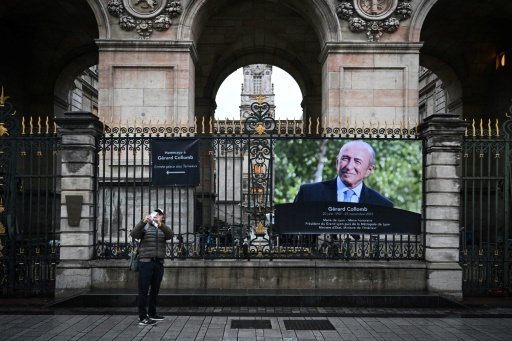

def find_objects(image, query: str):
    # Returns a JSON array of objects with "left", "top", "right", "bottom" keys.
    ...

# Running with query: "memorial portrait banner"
[
  {"left": 151, "top": 139, "right": 200, "bottom": 186},
  {"left": 274, "top": 202, "right": 421, "bottom": 234}
]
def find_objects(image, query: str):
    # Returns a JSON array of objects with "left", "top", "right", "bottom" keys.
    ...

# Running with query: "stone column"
[
  {"left": 54, "top": 111, "right": 103, "bottom": 297},
  {"left": 96, "top": 40, "right": 197, "bottom": 125},
  {"left": 320, "top": 42, "right": 422, "bottom": 127},
  {"left": 419, "top": 114, "right": 468, "bottom": 301}
]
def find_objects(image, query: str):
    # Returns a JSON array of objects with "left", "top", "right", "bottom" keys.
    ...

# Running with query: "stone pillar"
[
  {"left": 320, "top": 42, "right": 422, "bottom": 126},
  {"left": 95, "top": 40, "right": 197, "bottom": 125},
  {"left": 419, "top": 114, "right": 468, "bottom": 301},
  {"left": 54, "top": 111, "right": 103, "bottom": 297}
]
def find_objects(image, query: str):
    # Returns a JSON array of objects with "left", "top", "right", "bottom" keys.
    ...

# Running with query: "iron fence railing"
[
  {"left": 0, "top": 99, "right": 61, "bottom": 296},
  {"left": 0, "top": 95, "right": 510, "bottom": 295},
  {"left": 95, "top": 101, "right": 423, "bottom": 261},
  {"left": 461, "top": 118, "right": 512, "bottom": 296}
]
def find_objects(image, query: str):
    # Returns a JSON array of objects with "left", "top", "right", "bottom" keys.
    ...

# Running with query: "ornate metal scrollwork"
[
  {"left": 243, "top": 96, "right": 277, "bottom": 135},
  {"left": 504, "top": 102, "right": 512, "bottom": 139}
]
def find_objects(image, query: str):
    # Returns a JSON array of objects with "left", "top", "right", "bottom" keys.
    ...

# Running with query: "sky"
[{"left": 215, "top": 66, "right": 303, "bottom": 120}]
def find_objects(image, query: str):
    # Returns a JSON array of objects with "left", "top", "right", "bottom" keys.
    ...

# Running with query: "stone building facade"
[{"left": 2, "top": 0, "right": 512, "bottom": 301}]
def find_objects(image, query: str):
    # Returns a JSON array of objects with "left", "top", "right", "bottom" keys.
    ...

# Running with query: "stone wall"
[
  {"left": 52, "top": 1, "right": 469, "bottom": 302},
  {"left": 89, "top": 260, "right": 427, "bottom": 292}
]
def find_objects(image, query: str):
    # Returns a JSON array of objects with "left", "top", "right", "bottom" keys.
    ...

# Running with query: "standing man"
[
  {"left": 295, "top": 140, "right": 393, "bottom": 207},
  {"left": 130, "top": 208, "right": 174, "bottom": 326}
]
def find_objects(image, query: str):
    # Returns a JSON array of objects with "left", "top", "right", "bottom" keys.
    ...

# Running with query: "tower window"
[{"left": 253, "top": 76, "right": 262, "bottom": 94}]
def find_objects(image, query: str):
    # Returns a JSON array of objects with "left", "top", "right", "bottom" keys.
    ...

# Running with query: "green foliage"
[{"left": 274, "top": 139, "right": 422, "bottom": 213}]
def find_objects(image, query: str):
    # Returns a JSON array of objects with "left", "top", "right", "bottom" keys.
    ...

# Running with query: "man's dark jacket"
[
  {"left": 294, "top": 178, "right": 393, "bottom": 207},
  {"left": 130, "top": 220, "right": 174, "bottom": 259}
]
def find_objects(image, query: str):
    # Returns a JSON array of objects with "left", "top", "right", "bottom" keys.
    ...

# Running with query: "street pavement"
[{"left": 1, "top": 306, "right": 512, "bottom": 340}]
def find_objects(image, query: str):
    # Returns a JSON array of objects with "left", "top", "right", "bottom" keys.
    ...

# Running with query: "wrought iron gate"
[
  {"left": 0, "top": 95, "right": 61, "bottom": 297},
  {"left": 461, "top": 117, "right": 512, "bottom": 296},
  {"left": 95, "top": 99, "right": 423, "bottom": 262}
]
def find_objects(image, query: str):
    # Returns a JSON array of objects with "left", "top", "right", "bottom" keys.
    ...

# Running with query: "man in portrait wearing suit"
[
  {"left": 294, "top": 140, "right": 393, "bottom": 207},
  {"left": 294, "top": 140, "right": 392, "bottom": 243}
]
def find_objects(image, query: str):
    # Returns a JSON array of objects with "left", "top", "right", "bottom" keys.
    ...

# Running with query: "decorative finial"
[
  {"left": 255, "top": 221, "right": 266, "bottom": 236},
  {"left": 0, "top": 86, "right": 10, "bottom": 106},
  {"left": 252, "top": 94, "right": 268, "bottom": 107}
]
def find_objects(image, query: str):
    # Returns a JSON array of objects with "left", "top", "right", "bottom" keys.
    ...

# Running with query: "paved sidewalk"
[{"left": 1, "top": 307, "right": 512, "bottom": 340}]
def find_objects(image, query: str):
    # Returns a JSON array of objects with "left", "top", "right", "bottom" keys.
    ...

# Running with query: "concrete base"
[
  {"left": 53, "top": 259, "right": 435, "bottom": 298},
  {"left": 88, "top": 259, "right": 428, "bottom": 290},
  {"left": 55, "top": 261, "right": 93, "bottom": 298},
  {"left": 50, "top": 259, "right": 470, "bottom": 306},
  {"left": 427, "top": 262, "right": 463, "bottom": 302}
]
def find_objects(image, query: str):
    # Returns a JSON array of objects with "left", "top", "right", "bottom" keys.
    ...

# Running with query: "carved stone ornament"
[
  {"left": 336, "top": 0, "right": 412, "bottom": 41},
  {"left": 107, "top": 0, "right": 183, "bottom": 39}
]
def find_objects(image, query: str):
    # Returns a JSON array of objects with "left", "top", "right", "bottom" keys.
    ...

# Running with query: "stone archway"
[
  {"left": 178, "top": 0, "right": 340, "bottom": 44},
  {"left": 408, "top": 0, "right": 440, "bottom": 43},
  {"left": 416, "top": 0, "right": 512, "bottom": 121},
  {"left": 0, "top": 1, "right": 100, "bottom": 116},
  {"left": 54, "top": 51, "right": 100, "bottom": 117},
  {"left": 85, "top": 0, "right": 111, "bottom": 39},
  {"left": 201, "top": 47, "right": 317, "bottom": 121},
  {"left": 419, "top": 54, "right": 463, "bottom": 118},
  {"left": 186, "top": 0, "right": 334, "bottom": 123}
]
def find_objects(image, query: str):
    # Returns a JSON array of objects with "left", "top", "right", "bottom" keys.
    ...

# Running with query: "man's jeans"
[{"left": 138, "top": 259, "right": 164, "bottom": 320}]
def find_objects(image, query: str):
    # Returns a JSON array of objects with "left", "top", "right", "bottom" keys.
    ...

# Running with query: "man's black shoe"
[{"left": 139, "top": 317, "right": 157, "bottom": 326}]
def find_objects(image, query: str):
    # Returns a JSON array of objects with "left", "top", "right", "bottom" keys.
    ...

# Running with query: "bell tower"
[{"left": 240, "top": 65, "right": 275, "bottom": 120}]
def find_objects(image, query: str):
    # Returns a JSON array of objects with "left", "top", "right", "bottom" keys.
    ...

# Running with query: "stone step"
[{"left": 48, "top": 289, "right": 465, "bottom": 309}]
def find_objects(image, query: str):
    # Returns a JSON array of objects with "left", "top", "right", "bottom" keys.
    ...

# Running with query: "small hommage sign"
[{"left": 151, "top": 139, "right": 200, "bottom": 186}]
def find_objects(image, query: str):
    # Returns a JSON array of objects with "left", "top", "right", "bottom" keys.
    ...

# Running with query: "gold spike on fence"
[
  {"left": 96, "top": 115, "right": 432, "bottom": 138},
  {"left": 96, "top": 109, "right": 512, "bottom": 139},
  {"left": 465, "top": 118, "right": 501, "bottom": 138},
  {"left": 0, "top": 86, "right": 10, "bottom": 107},
  {"left": 100, "top": 115, "right": 423, "bottom": 138},
  {"left": 16, "top": 115, "right": 57, "bottom": 135}
]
